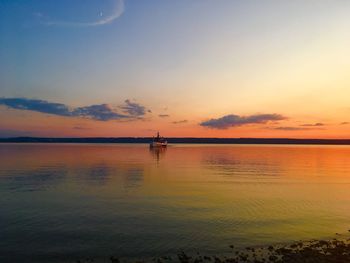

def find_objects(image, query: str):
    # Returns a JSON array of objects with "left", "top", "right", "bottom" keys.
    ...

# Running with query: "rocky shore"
[{"left": 76, "top": 231, "right": 350, "bottom": 263}]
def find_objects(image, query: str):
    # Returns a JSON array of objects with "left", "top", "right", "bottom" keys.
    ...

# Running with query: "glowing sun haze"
[{"left": 1, "top": 0, "right": 350, "bottom": 138}]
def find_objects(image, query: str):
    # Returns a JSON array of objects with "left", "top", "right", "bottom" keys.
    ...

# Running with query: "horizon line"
[{"left": 2, "top": 137, "right": 350, "bottom": 145}]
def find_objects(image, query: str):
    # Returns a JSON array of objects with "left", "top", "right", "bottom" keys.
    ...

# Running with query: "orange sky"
[{"left": 1, "top": 1, "right": 350, "bottom": 138}]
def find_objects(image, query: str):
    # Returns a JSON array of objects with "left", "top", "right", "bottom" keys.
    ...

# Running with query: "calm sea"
[{"left": 1, "top": 143, "right": 350, "bottom": 262}]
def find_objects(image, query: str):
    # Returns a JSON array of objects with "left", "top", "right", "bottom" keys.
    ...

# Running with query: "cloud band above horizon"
[
  {"left": 0, "top": 97, "right": 149, "bottom": 121},
  {"left": 200, "top": 113, "right": 286, "bottom": 129}
]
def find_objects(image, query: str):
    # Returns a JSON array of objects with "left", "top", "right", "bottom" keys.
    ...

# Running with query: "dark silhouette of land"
[{"left": 1, "top": 137, "right": 350, "bottom": 145}]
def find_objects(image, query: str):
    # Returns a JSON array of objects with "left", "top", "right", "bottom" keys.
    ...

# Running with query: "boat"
[{"left": 150, "top": 132, "right": 167, "bottom": 148}]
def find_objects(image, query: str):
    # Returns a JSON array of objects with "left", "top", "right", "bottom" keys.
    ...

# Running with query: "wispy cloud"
[
  {"left": 159, "top": 114, "right": 170, "bottom": 118},
  {"left": 300, "top": 123, "right": 325, "bottom": 127},
  {"left": 340, "top": 122, "right": 349, "bottom": 125},
  {"left": 120, "top": 99, "right": 149, "bottom": 117},
  {"left": 41, "top": 0, "right": 124, "bottom": 27},
  {"left": 0, "top": 98, "right": 72, "bottom": 116},
  {"left": 73, "top": 126, "right": 91, "bottom": 130},
  {"left": 273, "top": 126, "right": 310, "bottom": 131},
  {"left": 73, "top": 104, "right": 127, "bottom": 121},
  {"left": 272, "top": 125, "right": 325, "bottom": 131},
  {"left": 200, "top": 114, "right": 286, "bottom": 129},
  {"left": 0, "top": 97, "right": 149, "bottom": 121},
  {"left": 173, "top": 120, "right": 188, "bottom": 124}
]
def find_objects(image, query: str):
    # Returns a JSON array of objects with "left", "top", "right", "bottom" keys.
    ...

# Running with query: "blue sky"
[{"left": 1, "top": 0, "right": 350, "bottom": 137}]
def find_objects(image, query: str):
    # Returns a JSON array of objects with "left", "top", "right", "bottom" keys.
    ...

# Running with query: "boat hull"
[{"left": 150, "top": 142, "right": 167, "bottom": 148}]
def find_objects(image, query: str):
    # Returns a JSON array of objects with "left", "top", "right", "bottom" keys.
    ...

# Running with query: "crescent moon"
[{"left": 43, "top": 0, "right": 124, "bottom": 27}]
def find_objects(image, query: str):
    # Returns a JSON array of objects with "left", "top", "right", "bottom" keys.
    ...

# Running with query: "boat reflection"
[{"left": 149, "top": 146, "right": 167, "bottom": 163}]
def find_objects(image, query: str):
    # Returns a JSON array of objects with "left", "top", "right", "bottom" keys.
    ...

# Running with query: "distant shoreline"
[{"left": 1, "top": 137, "right": 350, "bottom": 145}]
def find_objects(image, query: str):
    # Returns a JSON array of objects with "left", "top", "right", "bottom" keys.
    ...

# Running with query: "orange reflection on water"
[{"left": 1, "top": 143, "right": 350, "bottom": 256}]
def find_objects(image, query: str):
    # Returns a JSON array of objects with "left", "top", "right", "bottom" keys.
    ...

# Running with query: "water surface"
[{"left": 1, "top": 144, "right": 350, "bottom": 262}]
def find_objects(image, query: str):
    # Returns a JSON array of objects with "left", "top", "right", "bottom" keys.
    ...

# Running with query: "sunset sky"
[{"left": 1, "top": 0, "right": 350, "bottom": 138}]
